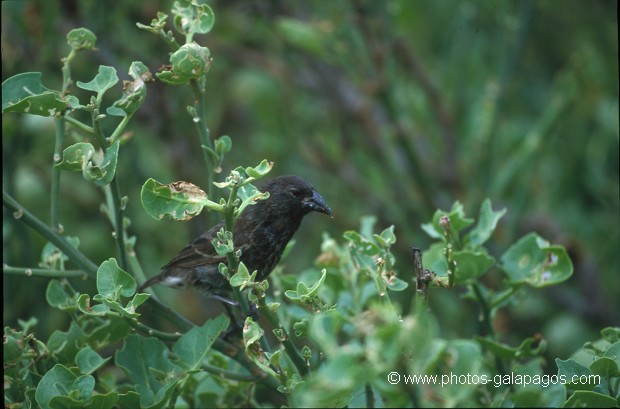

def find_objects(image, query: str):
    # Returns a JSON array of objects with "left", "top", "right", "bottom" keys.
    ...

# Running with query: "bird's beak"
[{"left": 304, "top": 190, "right": 333, "bottom": 217}]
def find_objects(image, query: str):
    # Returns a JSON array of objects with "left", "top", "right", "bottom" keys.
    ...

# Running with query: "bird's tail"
[{"left": 137, "top": 274, "right": 163, "bottom": 293}]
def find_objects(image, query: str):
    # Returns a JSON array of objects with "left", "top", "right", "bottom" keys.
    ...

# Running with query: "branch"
[
  {"left": 3, "top": 190, "right": 195, "bottom": 332},
  {"left": 3, "top": 191, "right": 99, "bottom": 276},
  {"left": 3, "top": 265, "right": 87, "bottom": 279},
  {"left": 257, "top": 301, "right": 308, "bottom": 376},
  {"left": 51, "top": 119, "right": 66, "bottom": 232}
]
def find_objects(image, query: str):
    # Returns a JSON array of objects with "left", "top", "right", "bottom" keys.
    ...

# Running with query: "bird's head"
[{"left": 262, "top": 175, "right": 332, "bottom": 218}]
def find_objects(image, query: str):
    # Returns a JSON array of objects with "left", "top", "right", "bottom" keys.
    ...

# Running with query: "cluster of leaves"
[
  {"left": 259, "top": 200, "right": 613, "bottom": 408},
  {"left": 3, "top": 1, "right": 617, "bottom": 408}
]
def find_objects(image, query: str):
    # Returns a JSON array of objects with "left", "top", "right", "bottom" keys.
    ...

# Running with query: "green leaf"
[
  {"left": 308, "top": 310, "right": 345, "bottom": 357},
  {"left": 173, "top": 314, "right": 229, "bottom": 370},
  {"left": 285, "top": 269, "right": 327, "bottom": 302},
  {"left": 452, "top": 250, "right": 495, "bottom": 285},
  {"left": 435, "top": 340, "right": 485, "bottom": 403},
  {"left": 172, "top": 0, "right": 215, "bottom": 35},
  {"left": 77, "top": 294, "right": 109, "bottom": 316},
  {"left": 45, "top": 279, "right": 79, "bottom": 311},
  {"left": 242, "top": 317, "right": 277, "bottom": 378},
  {"left": 56, "top": 141, "right": 119, "bottom": 186},
  {"left": 192, "top": 3, "right": 215, "bottom": 34},
  {"left": 55, "top": 142, "right": 95, "bottom": 172},
  {"left": 590, "top": 356, "right": 620, "bottom": 379},
  {"left": 65, "top": 95, "right": 81, "bottom": 109},
  {"left": 2, "top": 72, "right": 68, "bottom": 117},
  {"left": 95, "top": 296, "right": 140, "bottom": 319},
  {"left": 156, "top": 69, "right": 192, "bottom": 86},
  {"left": 115, "top": 335, "right": 179, "bottom": 408},
  {"left": 84, "top": 392, "right": 118, "bottom": 409},
  {"left": 76, "top": 66, "right": 119, "bottom": 97},
  {"left": 373, "top": 225, "right": 396, "bottom": 247},
  {"left": 125, "top": 293, "right": 150, "bottom": 314},
  {"left": 84, "top": 140, "right": 120, "bottom": 186},
  {"left": 422, "top": 242, "right": 448, "bottom": 277},
  {"left": 229, "top": 262, "right": 251, "bottom": 288},
  {"left": 244, "top": 159, "right": 273, "bottom": 179},
  {"left": 603, "top": 340, "right": 620, "bottom": 365},
  {"left": 422, "top": 201, "right": 475, "bottom": 239},
  {"left": 343, "top": 230, "right": 380, "bottom": 256},
  {"left": 35, "top": 364, "right": 94, "bottom": 409},
  {"left": 563, "top": 391, "right": 617, "bottom": 408},
  {"left": 290, "top": 352, "right": 362, "bottom": 408},
  {"left": 117, "top": 391, "right": 141, "bottom": 409},
  {"left": 76, "top": 346, "right": 110, "bottom": 375},
  {"left": 169, "top": 42, "right": 211, "bottom": 78},
  {"left": 465, "top": 199, "right": 506, "bottom": 247},
  {"left": 234, "top": 183, "right": 269, "bottom": 219},
  {"left": 556, "top": 358, "right": 597, "bottom": 391},
  {"left": 305, "top": 268, "right": 327, "bottom": 297},
  {"left": 108, "top": 62, "right": 151, "bottom": 116},
  {"left": 87, "top": 317, "right": 133, "bottom": 349},
  {"left": 3, "top": 329, "right": 23, "bottom": 362},
  {"left": 268, "top": 350, "right": 283, "bottom": 367},
  {"left": 476, "top": 336, "right": 546, "bottom": 360},
  {"left": 66, "top": 28, "right": 96, "bottom": 51},
  {"left": 128, "top": 60, "right": 150, "bottom": 81},
  {"left": 96, "top": 258, "right": 136, "bottom": 298},
  {"left": 47, "top": 322, "right": 88, "bottom": 363},
  {"left": 500, "top": 233, "right": 573, "bottom": 287},
  {"left": 215, "top": 135, "right": 232, "bottom": 156},
  {"left": 211, "top": 228, "right": 234, "bottom": 256},
  {"left": 385, "top": 276, "right": 409, "bottom": 291},
  {"left": 141, "top": 178, "right": 221, "bottom": 221},
  {"left": 136, "top": 12, "right": 168, "bottom": 33}
]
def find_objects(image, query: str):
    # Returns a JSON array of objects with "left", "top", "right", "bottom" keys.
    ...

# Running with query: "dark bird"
[{"left": 139, "top": 175, "right": 332, "bottom": 303}]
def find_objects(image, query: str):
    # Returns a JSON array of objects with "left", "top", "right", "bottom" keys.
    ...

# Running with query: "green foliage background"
[{"left": 3, "top": 0, "right": 618, "bottom": 396}]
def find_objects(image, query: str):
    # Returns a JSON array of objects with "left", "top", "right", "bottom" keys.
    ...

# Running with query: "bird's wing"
[
  {"left": 161, "top": 221, "right": 253, "bottom": 271},
  {"left": 162, "top": 224, "right": 224, "bottom": 270}
]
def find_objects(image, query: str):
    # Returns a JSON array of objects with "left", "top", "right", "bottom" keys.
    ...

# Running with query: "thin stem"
[
  {"left": 110, "top": 179, "right": 128, "bottom": 270},
  {"left": 224, "top": 185, "right": 239, "bottom": 236},
  {"left": 489, "top": 286, "right": 520, "bottom": 309},
  {"left": 471, "top": 283, "right": 508, "bottom": 378},
  {"left": 94, "top": 112, "right": 127, "bottom": 271},
  {"left": 3, "top": 191, "right": 99, "bottom": 276},
  {"left": 158, "top": 29, "right": 181, "bottom": 51},
  {"left": 365, "top": 383, "right": 374, "bottom": 408},
  {"left": 472, "top": 283, "right": 494, "bottom": 336},
  {"left": 202, "top": 363, "right": 254, "bottom": 382},
  {"left": 128, "top": 246, "right": 150, "bottom": 295},
  {"left": 257, "top": 301, "right": 308, "bottom": 376},
  {"left": 3, "top": 265, "right": 87, "bottom": 278},
  {"left": 190, "top": 80, "right": 214, "bottom": 199},
  {"left": 53, "top": 43, "right": 73, "bottom": 231},
  {"left": 91, "top": 110, "right": 108, "bottom": 149},
  {"left": 51, "top": 119, "right": 66, "bottom": 232},
  {"left": 63, "top": 115, "right": 94, "bottom": 134},
  {"left": 61, "top": 50, "right": 75, "bottom": 96},
  {"left": 129, "top": 318, "right": 182, "bottom": 342},
  {"left": 224, "top": 185, "right": 252, "bottom": 316},
  {"left": 108, "top": 113, "right": 133, "bottom": 143},
  {"left": 3, "top": 190, "right": 194, "bottom": 332}
]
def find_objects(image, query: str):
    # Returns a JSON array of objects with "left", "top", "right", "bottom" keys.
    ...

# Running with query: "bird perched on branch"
[{"left": 139, "top": 175, "right": 332, "bottom": 303}]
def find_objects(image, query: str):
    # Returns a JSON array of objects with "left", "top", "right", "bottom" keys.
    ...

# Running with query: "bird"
[{"left": 138, "top": 175, "right": 332, "bottom": 304}]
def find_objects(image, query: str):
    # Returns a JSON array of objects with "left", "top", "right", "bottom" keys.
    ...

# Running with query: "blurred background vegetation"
[{"left": 3, "top": 0, "right": 618, "bottom": 369}]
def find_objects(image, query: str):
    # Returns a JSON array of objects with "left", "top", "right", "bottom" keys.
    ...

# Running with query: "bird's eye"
[{"left": 289, "top": 188, "right": 303, "bottom": 198}]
